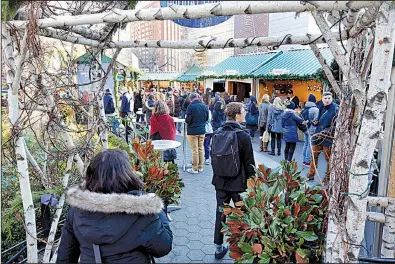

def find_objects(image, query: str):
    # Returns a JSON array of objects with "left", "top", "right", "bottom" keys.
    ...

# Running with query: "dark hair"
[
  {"left": 85, "top": 149, "right": 144, "bottom": 194},
  {"left": 225, "top": 102, "right": 244, "bottom": 120},
  {"left": 287, "top": 90, "right": 294, "bottom": 95}
]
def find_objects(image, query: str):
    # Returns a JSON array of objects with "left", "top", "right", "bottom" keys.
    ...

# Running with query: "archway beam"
[
  {"left": 38, "top": 27, "right": 348, "bottom": 49},
  {"left": 7, "top": 1, "right": 379, "bottom": 29}
]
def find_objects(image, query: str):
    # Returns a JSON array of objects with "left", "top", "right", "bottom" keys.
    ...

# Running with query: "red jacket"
[{"left": 149, "top": 114, "right": 176, "bottom": 140}]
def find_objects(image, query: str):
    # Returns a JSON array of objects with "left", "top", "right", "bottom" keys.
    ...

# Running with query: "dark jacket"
[
  {"left": 57, "top": 185, "right": 172, "bottom": 264},
  {"left": 179, "top": 94, "right": 188, "bottom": 113},
  {"left": 185, "top": 99, "right": 209, "bottom": 135},
  {"left": 134, "top": 92, "right": 144, "bottom": 113},
  {"left": 104, "top": 92, "right": 115, "bottom": 114},
  {"left": 181, "top": 96, "right": 190, "bottom": 112},
  {"left": 291, "top": 96, "right": 300, "bottom": 109},
  {"left": 166, "top": 94, "right": 181, "bottom": 117},
  {"left": 282, "top": 109, "right": 304, "bottom": 143},
  {"left": 312, "top": 102, "right": 338, "bottom": 147},
  {"left": 212, "top": 101, "right": 226, "bottom": 132},
  {"left": 211, "top": 121, "right": 256, "bottom": 192},
  {"left": 143, "top": 98, "right": 155, "bottom": 122},
  {"left": 120, "top": 92, "right": 133, "bottom": 115}
]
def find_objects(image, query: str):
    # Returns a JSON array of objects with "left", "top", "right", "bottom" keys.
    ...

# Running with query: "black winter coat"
[
  {"left": 211, "top": 121, "right": 256, "bottom": 192},
  {"left": 56, "top": 185, "right": 172, "bottom": 263},
  {"left": 134, "top": 92, "right": 144, "bottom": 112}
]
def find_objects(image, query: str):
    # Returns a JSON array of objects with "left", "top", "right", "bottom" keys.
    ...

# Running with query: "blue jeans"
[
  {"left": 204, "top": 133, "right": 212, "bottom": 160},
  {"left": 303, "top": 132, "right": 311, "bottom": 163},
  {"left": 136, "top": 114, "right": 145, "bottom": 123}
]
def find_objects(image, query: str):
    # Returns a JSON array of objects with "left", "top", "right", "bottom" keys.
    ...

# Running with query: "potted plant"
[
  {"left": 221, "top": 161, "right": 328, "bottom": 263},
  {"left": 129, "top": 138, "right": 184, "bottom": 208}
]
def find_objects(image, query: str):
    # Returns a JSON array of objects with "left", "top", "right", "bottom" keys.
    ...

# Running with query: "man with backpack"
[
  {"left": 211, "top": 102, "right": 256, "bottom": 259},
  {"left": 300, "top": 94, "right": 319, "bottom": 167}
]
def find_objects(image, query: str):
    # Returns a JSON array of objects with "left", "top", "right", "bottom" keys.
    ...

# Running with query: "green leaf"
[
  {"left": 296, "top": 247, "right": 310, "bottom": 258},
  {"left": 238, "top": 242, "right": 253, "bottom": 253},
  {"left": 296, "top": 231, "right": 318, "bottom": 241},
  {"left": 283, "top": 216, "right": 294, "bottom": 224},
  {"left": 258, "top": 253, "right": 271, "bottom": 263}
]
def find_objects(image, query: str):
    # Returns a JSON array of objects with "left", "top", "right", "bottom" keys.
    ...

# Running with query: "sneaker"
[
  {"left": 198, "top": 168, "right": 204, "bottom": 172},
  {"left": 205, "top": 159, "right": 210, "bottom": 165},
  {"left": 303, "top": 162, "right": 310, "bottom": 167},
  {"left": 215, "top": 245, "right": 229, "bottom": 260},
  {"left": 187, "top": 168, "right": 199, "bottom": 174}
]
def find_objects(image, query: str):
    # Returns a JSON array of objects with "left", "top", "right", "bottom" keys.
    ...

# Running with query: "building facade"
[{"left": 128, "top": 1, "right": 186, "bottom": 72}]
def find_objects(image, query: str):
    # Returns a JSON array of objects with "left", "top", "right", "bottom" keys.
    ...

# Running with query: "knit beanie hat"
[
  {"left": 167, "top": 87, "right": 173, "bottom": 92},
  {"left": 189, "top": 92, "right": 199, "bottom": 101},
  {"left": 308, "top": 94, "right": 317, "bottom": 103}
]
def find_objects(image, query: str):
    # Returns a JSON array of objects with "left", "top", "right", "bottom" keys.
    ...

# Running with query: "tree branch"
[
  {"left": 312, "top": 10, "right": 366, "bottom": 109},
  {"left": 7, "top": 1, "right": 379, "bottom": 29},
  {"left": 309, "top": 42, "right": 342, "bottom": 97}
]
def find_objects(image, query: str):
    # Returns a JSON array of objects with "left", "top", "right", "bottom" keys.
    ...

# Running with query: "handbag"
[
  {"left": 297, "top": 122, "right": 308, "bottom": 132},
  {"left": 268, "top": 123, "right": 273, "bottom": 133},
  {"left": 262, "top": 131, "right": 270, "bottom": 143},
  {"left": 246, "top": 112, "right": 258, "bottom": 125}
]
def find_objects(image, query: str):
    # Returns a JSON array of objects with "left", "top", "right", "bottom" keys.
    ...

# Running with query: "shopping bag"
[{"left": 263, "top": 131, "right": 270, "bottom": 143}]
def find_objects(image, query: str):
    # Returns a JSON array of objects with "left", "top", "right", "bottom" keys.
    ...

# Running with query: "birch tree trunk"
[
  {"left": 345, "top": 2, "right": 395, "bottom": 261},
  {"left": 42, "top": 156, "right": 73, "bottom": 263},
  {"left": 2, "top": 23, "right": 38, "bottom": 262},
  {"left": 381, "top": 199, "right": 395, "bottom": 257},
  {"left": 325, "top": 95, "right": 358, "bottom": 263}
]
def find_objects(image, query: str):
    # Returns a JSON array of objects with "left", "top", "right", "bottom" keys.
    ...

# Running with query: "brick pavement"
[{"left": 156, "top": 134, "right": 328, "bottom": 263}]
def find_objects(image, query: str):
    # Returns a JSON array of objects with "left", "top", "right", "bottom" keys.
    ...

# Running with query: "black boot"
[
  {"left": 277, "top": 149, "right": 281, "bottom": 156},
  {"left": 269, "top": 151, "right": 275, "bottom": 156}
]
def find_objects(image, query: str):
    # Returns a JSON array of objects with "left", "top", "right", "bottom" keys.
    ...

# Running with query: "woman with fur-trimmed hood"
[{"left": 56, "top": 149, "right": 172, "bottom": 263}]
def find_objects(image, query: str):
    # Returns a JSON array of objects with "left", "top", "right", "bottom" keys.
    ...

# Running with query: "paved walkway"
[{"left": 156, "top": 134, "right": 328, "bottom": 263}]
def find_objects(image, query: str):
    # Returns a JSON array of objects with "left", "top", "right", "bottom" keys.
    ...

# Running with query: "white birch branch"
[
  {"left": 309, "top": 42, "right": 342, "bottom": 97},
  {"left": 366, "top": 196, "right": 389, "bottom": 207},
  {"left": 2, "top": 22, "right": 38, "bottom": 262},
  {"left": 360, "top": 35, "right": 375, "bottom": 81},
  {"left": 345, "top": 2, "right": 395, "bottom": 261},
  {"left": 92, "top": 49, "right": 109, "bottom": 150},
  {"left": 49, "top": 237, "right": 61, "bottom": 263},
  {"left": 7, "top": 1, "right": 378, "bottom": 29},
  {"left": 381, "top": 198, "right": 395, "bottom": 258},
  {"left": 37, "top": 29, "right": 349, "bottom": 49},
  {"left": 312, "top": 10, "right": 365, "bottom": 109},
  {"left": 54, "top": 25, "right": 102, "bottom": 40},
  {"left": 38, "top": 28, "right": 100, "bottom": 47},
  {"left": 366, "top": 212, "right": 386, "bottom": 223},
  {"left": 42, "top": 156, "right": 73, "bottom": 263},
  {"left": 349, "top": 4, "right": 382, "bottom": 37},
  {"left": 24, "top": 144, "right": 49, "bottom": 189},
  {"left": 11, "top": 30, "right": 28, "bottom": 94},
  {"left": 344, "top": 5, "right": 361, "bottom": 29}
]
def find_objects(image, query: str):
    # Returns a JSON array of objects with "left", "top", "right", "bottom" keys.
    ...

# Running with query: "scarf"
[{"left": 149, "top": 114, "right": 176, "bottom": 140}]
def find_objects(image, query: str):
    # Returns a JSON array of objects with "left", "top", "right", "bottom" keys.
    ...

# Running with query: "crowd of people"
[
  {"left": 104, "top": 85, "right": 338, "bottom": 181},
  {"left": 59, "top": 86, "right": 339, "bottom": 262}
]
